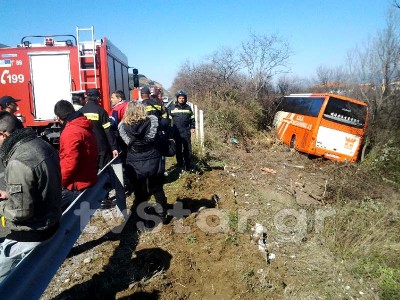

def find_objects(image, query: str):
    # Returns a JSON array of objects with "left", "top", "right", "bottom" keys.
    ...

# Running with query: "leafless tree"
[
  {"left": 240, "top": 33, "right": 293, "bottom": 100},
  {"left": 275, "top": 75, "right": 306, "bottom": 95},
  {"left": 346, "top": 8, "right": 400, "bottom": 128},
  {"left": 312, "top": 65, "right": 349, "bottom": 93},
  {"left": 206, "top": 47, "right": 244, "bottom": 100},
  {"left": 315, "top": 65, "right": 333, "bottom": 87}
]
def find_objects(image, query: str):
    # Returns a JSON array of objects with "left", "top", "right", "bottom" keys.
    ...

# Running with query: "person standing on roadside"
[
  {"left": 155, "top": 88, "right": 168, "bottom": 117},
  {"left": 71, "top": 92, "right": 84, "bottom": 111},
  {"left": 141, "top": 86, "right": 168, "bottom": 121},
  {"left": 110, "top": 90, "right": 128, "bottom": 130},
  {"left": 54, "top": 100, "right": 98, "bottom": 210},
  {"left": 168, "top": 90, "right": 195, "bottom": 171},
  {"left": 0, "top": 96, "right": 24, "bottom": 129},
  {"left": 118, "top": 102, "right": 168, "bottom": 224},
  {"left": 80, "top": 88, "right": 118, "bottom": 170},
  {"left": 0, "top": 111, "right": 61, "bottom": 282},
  {"left": 80, "top": 88, "right": 118, "bottom": 209},
  {"left": 109, "top": 90, "right": 129, "bottom": 156},
  {"left": 109, "top": 90, "right": 131, "bottom": 193}
]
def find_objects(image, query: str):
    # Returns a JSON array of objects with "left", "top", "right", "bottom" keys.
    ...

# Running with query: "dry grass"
[{"left": 322, "top": 185, "right": 400, "bottom": 299}]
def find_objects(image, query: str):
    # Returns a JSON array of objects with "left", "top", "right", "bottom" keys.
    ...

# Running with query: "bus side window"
[
  {"left": 308, "top": 98, "right": 324, "bottom": 117},
  {"left": 296, "top": 98, "right": 311, "bottom": 115}
]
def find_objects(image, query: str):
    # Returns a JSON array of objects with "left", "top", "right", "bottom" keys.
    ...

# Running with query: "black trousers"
[
  {"left": 131, "top": 175, "right": 167, "bottom": 215},
  {"left": 97, "top": 151, "right": 112, "bottom": 171},
  {"left": 175, "top": 135, "right": 192, "bottom": 169}
]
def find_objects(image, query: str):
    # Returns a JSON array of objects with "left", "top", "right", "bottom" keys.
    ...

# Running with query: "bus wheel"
[{"left": 289, "top": 135, "right": 296, "bottom": 151}]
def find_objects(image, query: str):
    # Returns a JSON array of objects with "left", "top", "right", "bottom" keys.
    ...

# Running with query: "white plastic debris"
[
  {"left": 83, "top": 257, "right": 92, "bottom": 264},
  {"left": 232, "top": 189, "right": 238, "bottom": 197},
  {"left": 268, "top": 253, "right": 276, "bottom": 261},
  {"left": 251, "top": 223, "right": 267, "bottom": 252}
]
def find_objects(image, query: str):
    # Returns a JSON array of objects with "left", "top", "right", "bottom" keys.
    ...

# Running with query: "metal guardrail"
[{"left": 0, "top": 165, "right": 119, "bottom": 299}]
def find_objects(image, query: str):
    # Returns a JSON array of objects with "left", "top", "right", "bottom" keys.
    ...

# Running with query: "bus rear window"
[{"left": 323, "top": 97, "right": 367, "bottom": 127}]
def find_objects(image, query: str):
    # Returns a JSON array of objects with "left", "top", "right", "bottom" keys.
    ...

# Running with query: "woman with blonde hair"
[{"left": 118, "top": 102, "right": 167, "bottom": 225}]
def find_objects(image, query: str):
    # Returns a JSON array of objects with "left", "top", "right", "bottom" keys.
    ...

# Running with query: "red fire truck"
[{"left": 0, "top": 26, "right": 139, "bottom": 141}]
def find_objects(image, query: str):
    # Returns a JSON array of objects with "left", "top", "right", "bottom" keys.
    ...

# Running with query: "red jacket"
[
  {"left": 110, "top": 101, "right": 128, "bottom": 128},
  {"left": 59, "top": 114, "right": 98, "bottom": 190}
]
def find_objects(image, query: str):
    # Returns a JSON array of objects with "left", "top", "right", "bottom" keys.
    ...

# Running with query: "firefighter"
[
  {"left": 80, "top": 88, "right": 118, "bottom": 209},
  {"left": 141, "top": 87, "right": 168, "bottom": 121},
  {"left": 168, "top": 90, "right": 195, "bottom": 171},
  {"left": 141, "top": 86, "right": 169, "bottom": 131},
  {"left": 80, "top": 88, "right": 118, "bottom": 169},
  {"left": 0, "top": 96, "right": 23, "bottom": 129}
]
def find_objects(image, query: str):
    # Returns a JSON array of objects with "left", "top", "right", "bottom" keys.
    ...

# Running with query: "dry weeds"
[{"left": 41, "top": 134, "right": 399, "bottom": 299}]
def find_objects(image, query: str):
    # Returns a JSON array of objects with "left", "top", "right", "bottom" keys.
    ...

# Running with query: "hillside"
[{"left": 41, "top": 135, "right": 400, "bottom": 299}]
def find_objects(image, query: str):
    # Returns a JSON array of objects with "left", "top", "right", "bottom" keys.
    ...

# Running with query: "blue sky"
[{"left": 0, "top": 0, "right": 391, "bottom": 89}]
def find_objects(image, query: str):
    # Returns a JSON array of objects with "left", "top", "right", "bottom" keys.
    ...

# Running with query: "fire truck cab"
[{"left": 0, "top": 26, "right": 139, "bottom": 142}]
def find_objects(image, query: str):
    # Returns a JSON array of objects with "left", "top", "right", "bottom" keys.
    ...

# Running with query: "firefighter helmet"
[{"left": 175, "top": 89, "right": 187, "bottom": 101}]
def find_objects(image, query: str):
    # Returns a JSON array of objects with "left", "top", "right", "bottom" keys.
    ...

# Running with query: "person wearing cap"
[
  {"left": 141, "top": 87, "right": 168, "bottom": 122},
  {"left": 0, "top": 96, "right": 23, "bottom": 129},
  {"left": 0, "top": 111, "right": 61, "bottom": 282},
  {"left": 71, "top": 93, "right": 84, "bottom": 111},
  {"left": 167, "top": 90, "right": 195, "bottom": 171},
  {"left": 79, "top": 88, "right": 118, "bottom": 209},
  {"left": 79, "top": 88, "right": 118, "bottom": 169}
]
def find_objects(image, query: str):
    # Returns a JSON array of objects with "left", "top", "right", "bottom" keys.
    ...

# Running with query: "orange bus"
[{"left": 273, "top": 93, "right": 368, "bottom": 162}]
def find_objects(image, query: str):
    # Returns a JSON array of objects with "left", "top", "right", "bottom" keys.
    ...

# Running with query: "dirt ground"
[{"left": 41, "top": 138, "right": 389, "bottom": 300}]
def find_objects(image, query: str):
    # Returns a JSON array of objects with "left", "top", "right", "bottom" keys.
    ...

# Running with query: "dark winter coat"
[
  {"left": 0, "top": 128, "right": 61, "bottom": 242},
  {"left": 118, "top": 115, "right": 163, "bottom": 179},
  {"left": 79, "top": 100, "right": 117, "bottom": 154},
  {"left": 142, "top": 98, "right": 167, "bottom": 120},
  {"left": 167, "top": 102, "right": 195, "bottom": 139}
]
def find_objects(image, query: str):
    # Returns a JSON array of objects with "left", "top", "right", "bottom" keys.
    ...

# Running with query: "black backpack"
[
  {"left": 155, "top": 129, "right": 176, "bottom": 157},
  {"left": 148, "top": 103, "right": 176, "bottom": 157}
]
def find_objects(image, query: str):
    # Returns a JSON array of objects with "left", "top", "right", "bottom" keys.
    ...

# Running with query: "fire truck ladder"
[{"left": 76, "top": 26, "right": 98, "bottom": 90}]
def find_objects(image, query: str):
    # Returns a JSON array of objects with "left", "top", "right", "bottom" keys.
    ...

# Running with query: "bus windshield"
[{"left": 323, "top": 97, "right": 367, "bottom": 128}]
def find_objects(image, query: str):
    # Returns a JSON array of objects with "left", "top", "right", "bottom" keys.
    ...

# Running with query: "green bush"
[
  {"left": 362, "top": 139, "right": 400, "bottom": 185},
  {"left": 202, "top": 97, "right": 263, "bottom": 150}
]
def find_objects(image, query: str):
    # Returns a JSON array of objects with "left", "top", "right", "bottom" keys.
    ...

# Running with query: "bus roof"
[{"left": 287, "top": 93, "right": 368, "bottom": 106}]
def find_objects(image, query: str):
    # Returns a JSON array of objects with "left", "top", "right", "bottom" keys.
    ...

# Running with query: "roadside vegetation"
[
  {"left": 171, "top": 5, "right": 400, "bottom": 299},
  {"left": 42, "top": 4, "right": 399, "bottom": 300}
]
